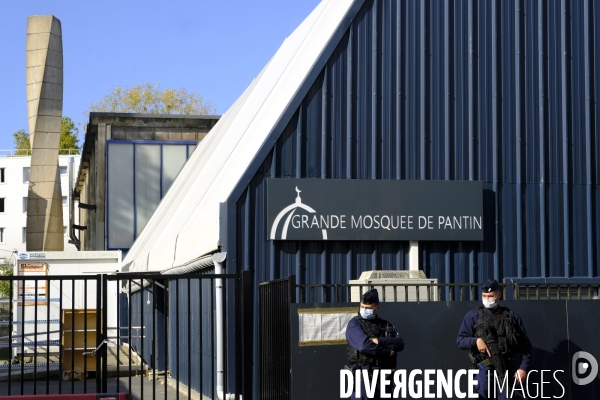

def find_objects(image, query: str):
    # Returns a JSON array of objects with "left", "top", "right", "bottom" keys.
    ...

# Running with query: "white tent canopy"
[{"left": 123, "top": 0, "right": 356, "bottom": 272}]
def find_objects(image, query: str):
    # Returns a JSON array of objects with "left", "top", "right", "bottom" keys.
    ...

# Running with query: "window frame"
[{"left": 23, "top": 167, "right": 30, "bottom": 183}]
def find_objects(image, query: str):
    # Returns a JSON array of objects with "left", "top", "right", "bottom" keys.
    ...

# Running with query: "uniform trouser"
[
  {"left": 352, "top": 367, "right": 394, "bottom": 400},
  {"left": 476, "top": 368, "right": 519, "bottom": 399}
]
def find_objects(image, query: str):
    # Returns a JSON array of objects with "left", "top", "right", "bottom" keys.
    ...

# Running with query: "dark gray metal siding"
[
  {"left": 224, "top": 1, "right": 600, "bottom": 398},
  {"left": 128, "top": 273, "right": 216, "bottom": 397},
  {"left": 130, "top": 285, "right": 166, "bottom": 371},
  {"left": 167, "top": 274, "right": 215, "bottom": 398},
  {"left": 233, "top": 0, "right": 600, "bottom": 284}
]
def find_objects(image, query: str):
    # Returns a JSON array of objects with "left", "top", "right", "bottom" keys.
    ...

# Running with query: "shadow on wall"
[{"left": 25, "top": 173, "right": 64, "bottom": 251}]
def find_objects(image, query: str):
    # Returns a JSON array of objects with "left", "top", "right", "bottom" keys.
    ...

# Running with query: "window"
[
  {"left": 23, "top": 197, "right": 28, "bottom": 213},
  {"left": 0, "top": 168, "right": 5, "bottom": 183},
  {"left": 62, "top": 196, "right": 67, "bottom": 206},
  {"left": 60, "top": 167, "right": 67, "bottom": 176},
  {"left": 22, "top": 227, "right": 26, "bottom": 243},
  {"left": 0, "top": 228, "right": 4, "bottom": 244},
  {"left": 63, "top": 226, "right": 67, "bottom": 236},
  {"left": 106, "top": 141, "right": 195, "bottom": 250},
  {"left": 0, "top": 198, "right": 4, "bottom": 213},
  {"left": 23, "top": 167, "right": 30, "bottom": 183}
]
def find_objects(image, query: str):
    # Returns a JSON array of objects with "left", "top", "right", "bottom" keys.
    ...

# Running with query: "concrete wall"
[{"left": 25, "top": 15, "right": 64, "bottom": 251}]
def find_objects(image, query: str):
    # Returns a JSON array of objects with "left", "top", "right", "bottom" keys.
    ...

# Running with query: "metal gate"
[
  {"left": 258, "top": 275, "right": 295, "bottom": 400},
  {"left": 0, "top": 271, "right": 252, "bottom": 399}
]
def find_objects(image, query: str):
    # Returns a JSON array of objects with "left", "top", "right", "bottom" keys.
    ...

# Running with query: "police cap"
[
  {"left": 482, "top": 279, "right": 500, "bottom": 293},
  {"left": 361, "top": 288, "right": 379, "bottom": 304}
]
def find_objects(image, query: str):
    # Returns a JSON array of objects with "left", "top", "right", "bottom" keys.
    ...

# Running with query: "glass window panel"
[
  {"left": 59, "top": 167, "right": 67, "bottom": 175},
  {"left": 23, "top": 167, "right": 30, "bottom": 183},
  {"left": 107, "top": 143, "right": 134, "bottom": 249},
  {"left": 135, "top": 144, "right": 161, "bottom": 238},
  {"left": 23, "top": 197, "right": 27, "bottom": 213},
  {"left": 188, "top": 144, "right": 197, "bottom": 157},
  {"left": 161, "top": 145, "right": 187, "bottom": 196}
]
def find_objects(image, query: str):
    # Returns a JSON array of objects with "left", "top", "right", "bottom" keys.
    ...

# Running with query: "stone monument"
[{"left": 25, "top": 15, "right": 64, "bottom": 251}]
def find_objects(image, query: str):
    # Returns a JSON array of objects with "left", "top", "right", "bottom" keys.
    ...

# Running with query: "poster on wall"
[
  {"left": 17, "top": 262, "right": 49, "bottom": 306},
  {"left": 267, "top": 179, "right": 484, "bottom": 241}
]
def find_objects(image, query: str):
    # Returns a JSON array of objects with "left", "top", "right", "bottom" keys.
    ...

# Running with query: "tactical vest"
[
  {"left": 347, "top": 316, "right": 396, "bottom": 368},
  {"left": 475, "top": 306, "right": 521, "bottom": 354}
]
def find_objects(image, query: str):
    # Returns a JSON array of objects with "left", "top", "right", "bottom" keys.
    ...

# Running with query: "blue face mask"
[{"left": 360, "top": 308, "right": 375, "bottom": 320}]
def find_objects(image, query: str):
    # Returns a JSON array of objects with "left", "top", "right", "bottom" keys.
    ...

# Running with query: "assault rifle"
[{"left": 471, "top": 322, "right": 509, "bottom": 379}]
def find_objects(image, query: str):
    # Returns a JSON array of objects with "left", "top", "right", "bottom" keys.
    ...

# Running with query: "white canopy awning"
[{"left": 123, "top": 0, "right": 357, "bottom": 272}]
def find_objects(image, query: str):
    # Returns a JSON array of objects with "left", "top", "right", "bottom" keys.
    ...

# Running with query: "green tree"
[
  {"left": 13, "top": 129, "right": 30, "bottom": 156},
  {"left": 59, "top": 117, "right": 80, "bottom": 153},
  {"left": 89, "top": 83, "right": 216, "bottom": 115},
  {"left": 0, "top": 259, "right": 13, "bottom": 299},
  {"left": 12, "top": 116, "right": 81, "bottom": 155}
]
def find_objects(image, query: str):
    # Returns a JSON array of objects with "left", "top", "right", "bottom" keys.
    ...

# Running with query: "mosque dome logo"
[{"left": 270, "top": 187, "right": 328, "bottom": 240}]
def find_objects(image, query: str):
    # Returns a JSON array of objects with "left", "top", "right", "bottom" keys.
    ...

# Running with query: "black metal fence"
[
  {"left": 0, "top": 271, "right": 252, "bottom": 400},
  {"left": 0, "top": 274, "right": 101, "bottom": 396},
  {"left": 295, "top": 282, "right": 600, "bottom": 303},
  {"left": 256, "top": 276, "right": 600, "bottom": 400},
  {"left": 258, "top": 276, "right": 296, "bottom": 400}
]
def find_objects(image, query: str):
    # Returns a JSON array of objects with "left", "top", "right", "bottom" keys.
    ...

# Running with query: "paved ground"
[{"left": 0, "top": 375, "right": 203, "bottom": 400}]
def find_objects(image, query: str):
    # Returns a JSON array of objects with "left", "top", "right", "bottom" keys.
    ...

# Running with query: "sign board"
[
  {"left": 17, "top": 262, "right": 49, "bottom": 305},
  {"left": 18, "top": 252, "right": 46, "bottom": 260},
  {"left": 267, "top": 179, "right": 483, "bottom": 241}
]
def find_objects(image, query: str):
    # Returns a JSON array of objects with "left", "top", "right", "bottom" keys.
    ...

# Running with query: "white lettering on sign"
[
  {"left": 28, "top": 252, "right": 46, "bottom": 259},
  {"left": 268, "top": 182, "right": 484, "bottom": 241},
  {"left": 438, "top": 216, "right": 482, "bottom": 230}
]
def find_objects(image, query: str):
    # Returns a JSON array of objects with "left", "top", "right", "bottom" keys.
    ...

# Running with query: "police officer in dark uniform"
[
  {"left": 457, "top": 279, "right": 532, "bottom": 399},
  {"left": 346, "top": 289, "right": 404, "bottom": 400}
]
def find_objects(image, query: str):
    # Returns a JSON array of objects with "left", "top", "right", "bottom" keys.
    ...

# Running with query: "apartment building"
[{"left": 0, "top": 154, "right": 81, "bottom": 257}]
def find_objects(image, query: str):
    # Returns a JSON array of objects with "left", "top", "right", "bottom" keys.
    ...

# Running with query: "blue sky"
[{"left": 0, "top": 0, "right": 321, "bottom": 150}]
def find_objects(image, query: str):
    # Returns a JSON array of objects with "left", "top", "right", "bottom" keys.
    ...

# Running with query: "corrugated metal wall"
[
  {"left": 128, "top": 274, "right": 216, "bottom": 397},
  {"left": 236, "top": 0, "right": 599, "bottom": 286},
  {"left": 130, "top": 287, "right": 166, "bottom": 371},
  {"left": 167, "top": 274, "right": 215, "bottom": 398}
]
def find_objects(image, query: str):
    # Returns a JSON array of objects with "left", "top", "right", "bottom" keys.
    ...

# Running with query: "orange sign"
[{"left": 17, "top": 262, "right": 49, "bottom": 306}]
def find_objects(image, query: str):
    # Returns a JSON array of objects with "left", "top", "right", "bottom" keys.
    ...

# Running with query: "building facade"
[
  {"left": 74, "top": 113, "right": 220, "bottom": 252},
  {"left": 120, "top": 0, "right": 600, "bottom": 398},
  {"left": 0, "top": 154, "right": 81, "bottom": 257}
]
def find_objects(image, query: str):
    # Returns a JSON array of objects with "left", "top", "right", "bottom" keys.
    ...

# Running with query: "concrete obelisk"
[{"left": 25, "top": 15, "right": 64, "bottom": 251}]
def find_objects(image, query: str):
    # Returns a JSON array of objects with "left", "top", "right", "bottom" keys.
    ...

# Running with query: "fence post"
[
  {"left": 96, "top": 274, "right": 103, "bottom": 392},
  {"left": 240, "top": 270, "right": 253, "bottom": 400},
  {"left": 101, "top": 274, "right": 108, "bottom": 393}
]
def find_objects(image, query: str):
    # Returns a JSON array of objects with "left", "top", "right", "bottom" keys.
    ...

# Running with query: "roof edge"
[
  {"left": 89, "top": 112, "right": 221, "bottom": 122},
  {"left": 221, "top": 0, "right": 366, "bottom": 257}
]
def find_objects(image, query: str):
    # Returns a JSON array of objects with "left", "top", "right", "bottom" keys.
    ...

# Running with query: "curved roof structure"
[{"left": 124, "top": 0, "right": 362, "bottom": 272}]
